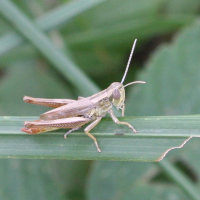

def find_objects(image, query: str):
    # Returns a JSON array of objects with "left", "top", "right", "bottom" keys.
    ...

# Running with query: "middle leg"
[{"left": 84, "top": 117, "right": 102, "bottom": 152}]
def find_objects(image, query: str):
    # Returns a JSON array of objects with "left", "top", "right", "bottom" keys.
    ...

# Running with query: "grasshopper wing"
[
  {"left": 40, "top": 98, "right": 95, "bottom": 120},
  {"left": 24, "top": 96, "right": 76, "bottom": 108}
]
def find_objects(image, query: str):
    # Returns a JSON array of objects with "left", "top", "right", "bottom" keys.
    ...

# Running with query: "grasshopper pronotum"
[{"left": 21, "top": 39, "right": 145, "bottom": 152}]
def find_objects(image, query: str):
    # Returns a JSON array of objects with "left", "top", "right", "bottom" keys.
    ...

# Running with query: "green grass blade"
[
  {"left": 0, "top": 0, "right": 100, "bottom": 96},
  {"left": 66, "top": 15, "right": 195, "bottom": 45},
  {"left": 38, "top": 0, "right": 105, "bottom": 31},
  {"left": 158, "top": 159, "right": 200, "bottom": 200},
  {"left": 0, "top": 115, "right": 199, "bottom": 160},
  {"left": 0, "top": 0, "right": 105, "bottom": 56}
]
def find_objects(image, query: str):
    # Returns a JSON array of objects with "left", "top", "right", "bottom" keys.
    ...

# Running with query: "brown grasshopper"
[{"left": 21, "top": 39, "right": 145, "bottom": 152}]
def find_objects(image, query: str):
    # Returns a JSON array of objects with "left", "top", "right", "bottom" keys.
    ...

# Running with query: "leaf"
[
  {"left": 0, "top": 0, "right": 100, "bottom": 96},
  {"left": 0, "top": 61, "right": 74, "bottom": 116},
  {"left": 0, "top": 159, "right": 90, "bottom": 200},
  {"left": 0, "top": 159, "right": 67, "bottom": 200},
  {"left": 86, "top": 161, "right": 189, "bottom": 200},
  {"left": 0, "top": 0, "right": 105, "bottom": 56},
  {"left": 0, "top": 115, "right": 199, "bottom": 161},
  {"left": 126, "top": 20, "right": 200, "bottom": 116}
]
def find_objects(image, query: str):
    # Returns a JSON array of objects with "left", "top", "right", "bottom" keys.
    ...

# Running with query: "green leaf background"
[{"left": 0, "top": 0, "right": 200, "bottom": 199}]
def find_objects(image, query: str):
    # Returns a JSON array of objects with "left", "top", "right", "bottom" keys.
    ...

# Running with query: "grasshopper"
[{"left": 21, "top": 39, "right": 145, "bottom": 152}]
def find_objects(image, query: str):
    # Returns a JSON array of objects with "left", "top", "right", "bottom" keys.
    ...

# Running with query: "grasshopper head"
[
  {"left": 109, "top": 82, "right": 125, "bottom": 116},
  {"left": 109, "top": 81, "right": 145, "bottom": 116}
]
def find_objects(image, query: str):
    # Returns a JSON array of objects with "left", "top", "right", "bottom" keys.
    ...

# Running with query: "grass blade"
[
  {"left": 0, "top": 115, "right": 199, "bottom": 160},
  {"left": 0, "top": 0, "right": 105, "bottom": 56},
  {"left": 158, "top": 160, "right": 200, "bottom": 200},
  {"left": 0, "top": 0, "right": 100, "bottom": 96}
]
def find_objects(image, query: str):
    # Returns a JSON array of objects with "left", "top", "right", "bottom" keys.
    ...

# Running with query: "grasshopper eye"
[{"left": 112, "top": 89, "right": 121, "bottom": 100}]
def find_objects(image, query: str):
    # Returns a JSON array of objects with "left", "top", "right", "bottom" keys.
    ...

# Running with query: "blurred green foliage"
[{"left": 0, "top": 0, "right": 200, "bottom": 199}]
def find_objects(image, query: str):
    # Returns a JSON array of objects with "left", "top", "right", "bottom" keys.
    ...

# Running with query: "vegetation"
[{"left": 0, "top": 0, "right": 200, "bottom": 199}]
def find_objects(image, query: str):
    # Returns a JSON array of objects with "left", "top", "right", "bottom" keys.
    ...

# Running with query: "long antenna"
[
  {"left": 121, "top": 39, "right": 137, "bottom": 84},
  {"left": 123, "top": 81, "right": 146, "bottom": 88}
]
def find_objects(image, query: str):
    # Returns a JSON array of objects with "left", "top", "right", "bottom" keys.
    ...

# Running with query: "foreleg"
[{"left": 109, "top": 110, "right": 137, "bottom": 133}]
